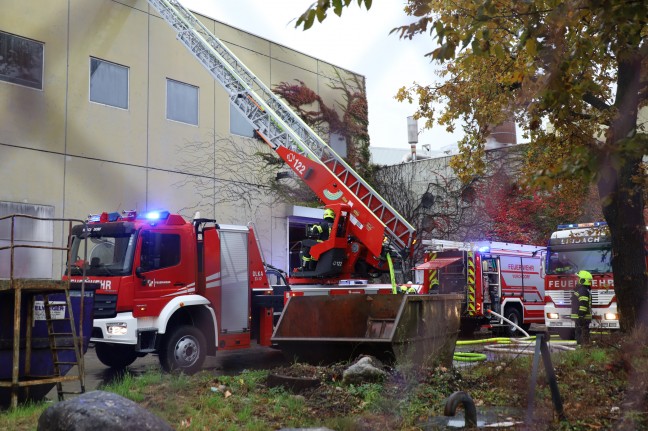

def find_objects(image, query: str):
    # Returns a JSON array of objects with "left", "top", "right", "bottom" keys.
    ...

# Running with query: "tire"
[
  {"left": 159, "top": 325, "right": 206, "bottom": 374},
  {"left": 503, "top": 307, "right": 524, "bottom": 337},
  {"left": 95, "top": 342, "right": 139, "bottom": 369}
]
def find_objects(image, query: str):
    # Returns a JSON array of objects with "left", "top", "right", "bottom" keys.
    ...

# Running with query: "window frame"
[
  {"left": 0, "top": 30, "right": 44, "bottom": 90},
  {"left": 229, "top": 101, "right": 256, "bottom": 138},
  {"left": 166, "top": 77, "right": 199, "bottom": 126},
  {"left": 139, "top": 231, "right": 181, "bottom": 272},
  {"left": 89, "top": 57, "right": 130, "bottom": 110}
]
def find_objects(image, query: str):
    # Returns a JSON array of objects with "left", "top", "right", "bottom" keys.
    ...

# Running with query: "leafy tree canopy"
[{"left": 296, "top": 0, "right": 648, "bottom": 331}]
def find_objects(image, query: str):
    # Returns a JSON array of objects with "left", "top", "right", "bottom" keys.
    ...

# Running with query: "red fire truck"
[
  {"left": 68, "top": 206, "right": 410, "bottom": 372},
  {"left": 415, "top": 239, "right": 545, "bottom": 336},
  {"left": 544, "top": 222, "right": 620, "bottom": 339},
  {"left": 63, "top": 0, "right": 444, "bottom": 374}
]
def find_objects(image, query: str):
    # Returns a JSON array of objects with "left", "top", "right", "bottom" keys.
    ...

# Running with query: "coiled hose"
[{"left": 453, "top": 335, "right": 577, "bottom": 362}]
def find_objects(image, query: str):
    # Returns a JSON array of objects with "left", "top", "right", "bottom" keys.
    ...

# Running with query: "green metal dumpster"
[{"left": 271, "top": 293, "right": 463, "bottom": 367}]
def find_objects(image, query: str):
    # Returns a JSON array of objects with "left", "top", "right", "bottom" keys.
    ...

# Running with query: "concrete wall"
[{"left": 0, "top": 0, "right": 365, "bottom": 274}]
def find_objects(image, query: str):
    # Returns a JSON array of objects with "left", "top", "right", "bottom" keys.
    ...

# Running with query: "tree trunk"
[
  {"left": 596, "top": 49, "right": 647, "bottom": 332},
  {"left": 598, "top": 155, "right": 647, "bottom": 332}
]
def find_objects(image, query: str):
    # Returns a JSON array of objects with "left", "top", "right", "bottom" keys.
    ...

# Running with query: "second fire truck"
[
  {"left": 415, "top": 239, "right": 545, "bottom": 336},
  {"left": 544, "top": 222, "right": 620, "bottom": 339}
]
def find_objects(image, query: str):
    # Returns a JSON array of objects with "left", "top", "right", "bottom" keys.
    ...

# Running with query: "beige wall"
[{"left": 0, "top": 0, "right": 364, "bottom": 273}]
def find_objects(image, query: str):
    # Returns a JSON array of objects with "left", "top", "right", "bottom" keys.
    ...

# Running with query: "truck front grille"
[{"left": 93, "top": 294, "right": 118, "bottom": 319}]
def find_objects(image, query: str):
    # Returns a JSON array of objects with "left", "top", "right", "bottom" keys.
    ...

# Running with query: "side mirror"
[{"left": 136, "top": 267, "right": 148, "bottom": 286}]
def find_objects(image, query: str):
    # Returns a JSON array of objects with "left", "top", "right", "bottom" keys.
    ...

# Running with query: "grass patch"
[
  {"left": 0, "top": 401, "right": 48, "bottom": 431},
  {"left": 1, "top": 331, "right": 647, "bottom": 430}
]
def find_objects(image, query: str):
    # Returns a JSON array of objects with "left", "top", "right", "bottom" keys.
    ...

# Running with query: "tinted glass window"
[
  {"left": 230, "top": 101, "right": 255, "bottom": 137},
  {"left": 90, "top": 57, "right": 129, "bottom": 109},
  {"left": 167, "top": 78, "right": 198, "bottom": 125},
  {"left": 0, "top": 31, "right": 44, "bottom": 90},
  {"left": 140, "top": 231, "right": 181, "bottom": 271}
]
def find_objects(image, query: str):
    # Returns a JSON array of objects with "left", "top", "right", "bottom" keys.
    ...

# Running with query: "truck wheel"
[
  {"left": 159, "top": 325, "right": 206, "bottom": 374},
  {"left": 95, "top": 342, "right": 138, "bottom": 368},
  {"left": 503, "top": 308, "right": 524, "bottom": 337}
]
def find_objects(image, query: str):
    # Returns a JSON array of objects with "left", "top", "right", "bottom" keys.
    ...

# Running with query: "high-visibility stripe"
[
  {"left": 428, "top": 251, "right": 438, "bottom": 289},
  {"left": 467, "top": 251, "right": 476, "bottom": 315}
]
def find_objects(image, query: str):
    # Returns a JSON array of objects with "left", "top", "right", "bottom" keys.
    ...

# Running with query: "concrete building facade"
[{"left": 0, "top": 0, "right": 364, "bottom": 276}]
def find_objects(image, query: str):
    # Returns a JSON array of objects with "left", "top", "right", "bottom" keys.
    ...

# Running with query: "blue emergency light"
[
  {"left": 557, "top": 222, "right": 607, "bottom": 229},
  {"left": 142, "top": 210, "right": 170, "bottom": 221}
]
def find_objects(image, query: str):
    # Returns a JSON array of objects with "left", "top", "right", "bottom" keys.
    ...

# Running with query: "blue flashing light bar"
[
  {"left": 557, "top": 221, "right": 607, "bottom": 230},
  {"left": 142, "top": 210, "right": 170, "bottom": 221},
  {"left": 477, "top": 246, "right": 490, "bottom": 253}
]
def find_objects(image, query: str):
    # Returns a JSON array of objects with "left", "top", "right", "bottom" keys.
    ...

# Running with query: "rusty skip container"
[{"left": 271, "top": 293, "right": 463, "bottom": 367}]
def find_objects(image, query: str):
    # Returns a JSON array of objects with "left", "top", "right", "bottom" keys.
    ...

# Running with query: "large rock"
[
  {"left": 37, "top": 390, "right": 174, "bottom": 431},
  {"left": 342, "top": 356, "right": 387, "bottom": 385}
]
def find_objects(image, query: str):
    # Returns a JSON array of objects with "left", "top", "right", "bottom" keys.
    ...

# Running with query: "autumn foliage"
[
  {"left": 273, "top": 73, "right": 371, "bottom": 176},
  {"left": 473, "top": 169, "right": 603, "bottom": 244}
]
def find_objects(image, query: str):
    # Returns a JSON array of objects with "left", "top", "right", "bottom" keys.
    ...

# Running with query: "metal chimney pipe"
[{"left": 407, "top": 116, "right": 418, "bottom": 162}]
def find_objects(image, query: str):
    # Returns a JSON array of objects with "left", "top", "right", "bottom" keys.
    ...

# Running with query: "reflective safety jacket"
[
  {"left": 570, "top": 284, "right": 592, "bottom": 320},
  {"left": 310, "top": 219, "right": 332, "bottom": 241}
]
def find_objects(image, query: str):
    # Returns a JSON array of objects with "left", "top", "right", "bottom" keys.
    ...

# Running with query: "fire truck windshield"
[
  {"left": 546, "top": 248, "right": 612, "bottom": 275},
  {"left": 69, "top": 229, "right": 137, "bottom": 276}
]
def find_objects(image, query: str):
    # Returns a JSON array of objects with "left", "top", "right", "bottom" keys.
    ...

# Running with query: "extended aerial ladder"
[{"left": 146, "top": 0, "right": 416, "bottom": 265}]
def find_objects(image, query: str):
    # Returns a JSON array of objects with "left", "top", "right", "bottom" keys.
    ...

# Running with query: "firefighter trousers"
[{"left": 574, "top": 318, "right": 591, "bottom": 345}]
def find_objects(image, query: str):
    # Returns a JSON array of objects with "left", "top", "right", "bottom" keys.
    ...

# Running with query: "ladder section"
[
  {"left": 146, "top": 0, "right": 415, "bottom": 253},
  {"left": 43, "top": 291, "right": 85, "bottom": 401}
]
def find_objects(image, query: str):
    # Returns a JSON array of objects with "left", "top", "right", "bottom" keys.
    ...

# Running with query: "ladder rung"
[{"left": 43, "top": 301, "right": 66, "bottom": 306}]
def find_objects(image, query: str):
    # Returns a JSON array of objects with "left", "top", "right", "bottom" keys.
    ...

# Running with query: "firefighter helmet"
[
  {"left": 323, "top": 208, "right": 335, "bottom": 221},
  {"left": 577, "top": 270, "right": 593, "bottom": 286}
]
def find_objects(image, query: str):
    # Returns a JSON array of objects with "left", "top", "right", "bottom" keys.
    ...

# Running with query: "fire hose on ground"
[{"left": 453, "top": 310, "right": 577, "bottom": 362}]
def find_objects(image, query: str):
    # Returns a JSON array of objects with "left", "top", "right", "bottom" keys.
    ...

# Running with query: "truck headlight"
[
  {"left": 546, "top": 313, "right": 559, "bottom": 320},
  {"left": 604, "top": 313, "right": 618, "bottom": 321},
  {"left": 107, "top": 322, "right": 128, "bottom": 335}
]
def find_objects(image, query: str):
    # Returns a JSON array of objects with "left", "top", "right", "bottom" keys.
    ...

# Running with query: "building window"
[
  {"left": 330, "top": 132, "right": 347, "bottom": 158},
  {"left": 166, "top": 78, "right": 198, "bottom": 125},
  {"left": 230, "top": 101, "right": 255, "bottom": 138},
  {"left": 0, "top": 31, "right": 44, "bottom": 90},
  {"left": 90, "top": 57, "right": 129, "bottom": 109}
]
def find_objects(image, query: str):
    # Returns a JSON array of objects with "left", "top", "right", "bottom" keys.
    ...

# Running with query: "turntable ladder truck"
[{"left": 146, "top": 0, "right": 416, "bottom": 278}]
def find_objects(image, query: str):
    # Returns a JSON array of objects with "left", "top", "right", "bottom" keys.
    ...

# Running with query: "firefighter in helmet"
[
  {"left": 299, "top": 208, "right": 335, "bottom": 271},
  {"left": 570, "top": 270, "right": 593, "bottom": 345},
  {"left": 398, "top": 281, "right": 418, "bottom": 294},
  {"left": 311, "top": 208, "right": 335, "bottom": 241}
]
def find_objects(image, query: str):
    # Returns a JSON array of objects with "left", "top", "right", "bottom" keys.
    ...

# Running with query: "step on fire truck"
[
  {"left": 543, "top": 222, "right": 632, "bottom": 339},
  {"left": 415, "top": 239, "right": 545, "bottom": 336},
  {"left": 67, "top": 0, "right": 464, "bottom": 373}
]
